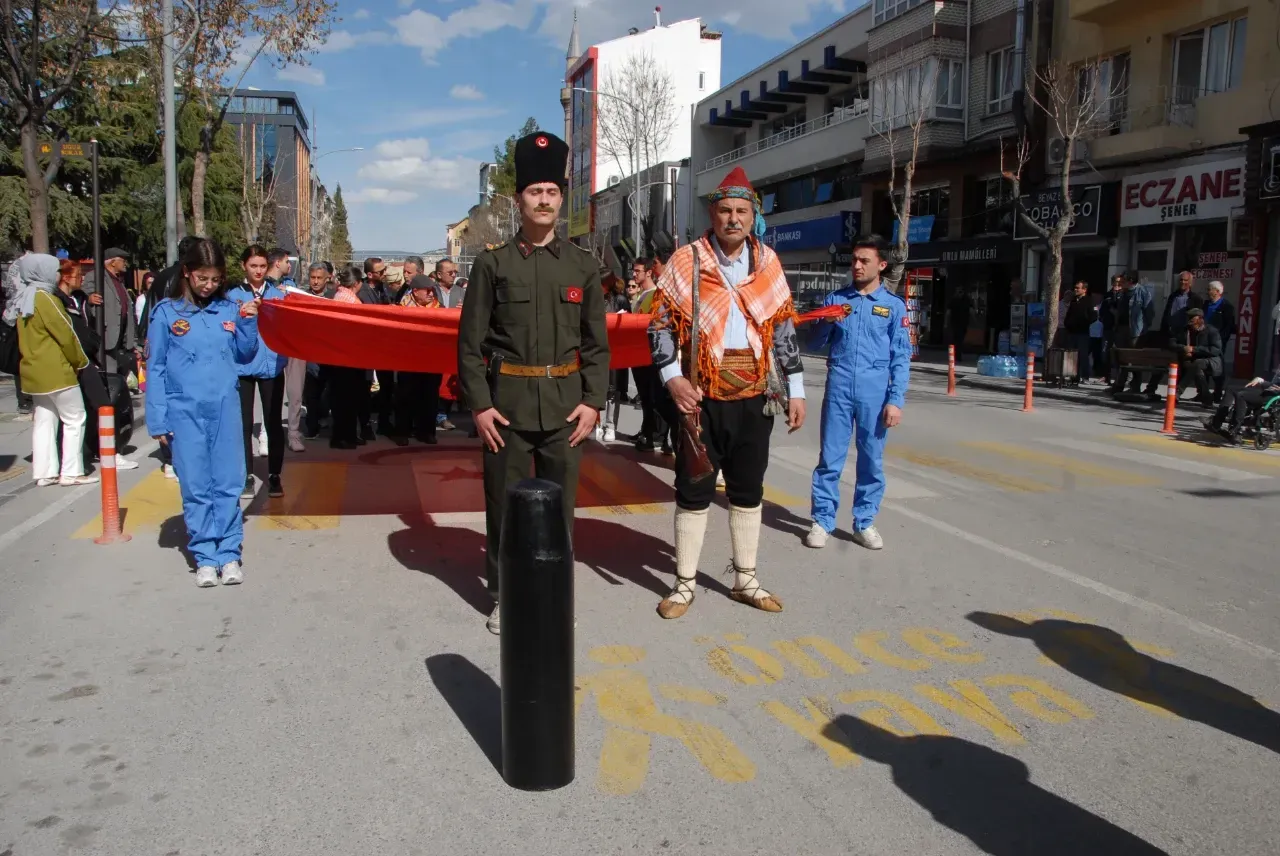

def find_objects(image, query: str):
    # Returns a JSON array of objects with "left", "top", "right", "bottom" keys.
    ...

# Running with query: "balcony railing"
[
  {"left": 1086, "top": 85, "right": 1210, "bottom": 137},
  {"left": 701, "top": 102, "right": 870, "bottom": 172}
]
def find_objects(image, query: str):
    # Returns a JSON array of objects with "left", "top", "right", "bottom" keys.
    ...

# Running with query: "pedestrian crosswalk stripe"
[
  {"left": 254, "top": 462, "right": 348, "bottom": 531},
  {"left": 886, "top": 448, "right": 1056, "bottom": 493},
  {"left": 1043, "top": 438, "right": 1264, "bottom": 482},
  {"left": 1116, "top": 433, "right": 1280, "bottom": 471},
  {"left": 73, "top": 468, "right": 179, "bottom": 539},
  {"left": 961, "top": 442, "right": 1160, "bottom": 487},
  {"left": 770, "top": 445, "right": 941, "bottom": 501}
]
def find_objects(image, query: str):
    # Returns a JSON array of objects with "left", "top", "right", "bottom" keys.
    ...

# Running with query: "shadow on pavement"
[
  {"left": 822, "top": 714, "right": 1168, "bottom": 855},
  {"left": 761, "top": 502, "right": 857, "bottom": 545},
  {"left": 1178, "top": 486, "right": 1280, "bottom": 499},
  {"left": 968, "top": 613, "right": 1280, "bottom": 755},
  {"left": 574, "top": 516, "right": 728, "bottom": 598},
  {"left": 388, "top": 514, "right": 491, "bottom": 615},
  {"left": 158, "top": 513, "right": 196, "bottom": 571},
  {"left": 425, "top": 653, "right": 501, "bottom": 775}
]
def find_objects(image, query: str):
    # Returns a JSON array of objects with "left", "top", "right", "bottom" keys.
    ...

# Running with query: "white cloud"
[
  {"left": 351, "top": 8, "right": 371, "bottom": 20},
  {"left": 318, "top": 29, "right": 385, "bottom": 52},
  {"left": 349, "top": 188, "right": 419, "bottom": 205},
  {"left": 391, "top": 1, "right": 536, "bottom": 65},
  {"left": 277, "top": 66, "right": 326, "bottom": 86},
  {"left": 374, "top": 138, "right": 431, "bottom": 159},
  {"left": 449, "top": 83, "right": 485, "bottom": 101},
  {"left": 358, "top": 136, "right": 478, "bottom": 194}
]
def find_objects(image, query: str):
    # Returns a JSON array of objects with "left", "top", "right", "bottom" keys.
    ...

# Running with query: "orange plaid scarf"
[{"left": 653, "top": 234, "right": 795, "bottom": 393}]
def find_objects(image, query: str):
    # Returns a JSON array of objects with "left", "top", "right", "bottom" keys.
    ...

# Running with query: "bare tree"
[
  {"left": 0, "top": 0, "right": 120, "bottom": 252},
  {"left": 460, "top": 198, "right": 517, "bottom": 256},
  {"left": 138, "top": 0, "right": 336, "bottom": 237},
  {"left": 309, "top": 185, "right": 334, "bottom": 262},
  {"left": 238, "top": 120, "right": 283, "bottom": 245},
  {"left": 1003, "top": 58, "right": 1121, "bottom": 340},
  {"left": 596, "top": 50, "right": 677, "bottom": 257},
  {"left": 870, "top": 66, "right": 933, "bottom": 294}
]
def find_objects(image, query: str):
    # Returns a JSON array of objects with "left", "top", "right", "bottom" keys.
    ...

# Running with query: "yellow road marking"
[
  {"left": 887, "top": 447, "right": 1055, "bottom": 492},
  {"left": 73, "top": 468, "right": 179, "bottom": 539},
  {"left": 0, "top": 465, "right": 26, "bottom": 483},
  {"left": 1117, "top": 432, "right": 1280, "bottom": 471},
  {"left": 253, "top": 462, "right": 348, "bottom": 531},
  {"left": 962, "top": 441, "right": 1159, "bottom": 486},
  {"left": 714, "top": 480, "right": 806, "bottom": 507}
]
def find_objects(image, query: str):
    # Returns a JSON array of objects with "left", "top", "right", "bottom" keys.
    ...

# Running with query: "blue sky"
[{"left": 240, "top": 0, "right": 854, "bottom": 254}]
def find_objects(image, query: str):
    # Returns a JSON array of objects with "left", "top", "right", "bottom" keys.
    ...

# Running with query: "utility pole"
[{"left": 162, "top": 0, "right": 178, "bottom": 264}]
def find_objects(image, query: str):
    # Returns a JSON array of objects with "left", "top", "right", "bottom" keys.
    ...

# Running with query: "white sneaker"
[
  {"left": 593, "top": 424, "right": 604, "bottom": 442},
  {"left": 603, "top": 425, "right": 616, "bottom": 442},
  {"left": 288, "top": 434, "right": 305, "bottom": 453},
  {"left": 162, "top": 463, "right": 178, "bottom": 480},
  {"left": 255, "top": 432, "right": 268, "bottom": 457},
  {"left": 115, "top": 455, "right": 139, "bottom": 470},
  {"left": 58, "top": 474, "right": 99, "bottom": 486},
  {"left": 804, "top": 523, "right": 829, "bottom": 549},
  {"left": 852, "top": 525, "right": 884, "bottom": 550},
  {"left": 486, "top": 604, "right": 500, "bottom": 635},
  {"left": 195, "top": 566, "right": 218, "bottom": 587},
  {"left": 219, "top": 561, "right": 244, "bottom": 585}
]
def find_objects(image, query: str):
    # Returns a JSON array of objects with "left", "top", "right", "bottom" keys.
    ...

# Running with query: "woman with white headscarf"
[{"left": 15, "top": 254, "right": 98, "bottom": 486}]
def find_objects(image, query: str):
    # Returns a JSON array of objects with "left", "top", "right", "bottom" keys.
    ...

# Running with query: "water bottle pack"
[{"left": 977, "top": 355, "right": 1028, "bottom": 379}]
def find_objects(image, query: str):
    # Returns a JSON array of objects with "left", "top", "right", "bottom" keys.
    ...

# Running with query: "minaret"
[{"left": 560, "top": 10, "right": 580, "bottom": 162}]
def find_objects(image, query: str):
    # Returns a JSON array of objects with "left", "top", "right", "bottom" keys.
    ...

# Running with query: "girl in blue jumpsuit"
[{"left": 145, "top": 239, "right": 261, "bottom": 587}]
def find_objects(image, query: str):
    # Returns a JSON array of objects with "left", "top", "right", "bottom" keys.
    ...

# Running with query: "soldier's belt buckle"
[{"left": 545, "top": 365, "right": 555, "bottom": 379}]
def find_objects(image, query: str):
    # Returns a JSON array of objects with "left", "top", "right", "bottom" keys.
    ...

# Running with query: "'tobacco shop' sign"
[{"left": 1120, "top": 158, "right": 1245, "bottom": 227}]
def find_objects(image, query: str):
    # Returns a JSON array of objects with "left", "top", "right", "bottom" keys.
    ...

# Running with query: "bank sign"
[
  {"left": 1014, "top": 185, "right": 1103, "bottom": 240},
  {"left": 763, "top": 211, "right": 859, "bottom": 252},
  {"left": 1120, "top": 158, "right": 1245, "bottom": 227}
]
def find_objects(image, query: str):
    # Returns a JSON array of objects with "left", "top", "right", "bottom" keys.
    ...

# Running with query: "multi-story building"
[
  {"left": 224, "top": 89, "right": 313, "bottom": 256},
  {"left": 565, "top": 12, "right": 723, "bottom": 246},
  {"left": 1052, "top": 0, "right": 1278, "bottom": 376},
  {"left": 689, "top": 8, "right": 869, "bottom": 302},
  {"left": 589, "top": 160, "right": 690, "bottom": 273}
]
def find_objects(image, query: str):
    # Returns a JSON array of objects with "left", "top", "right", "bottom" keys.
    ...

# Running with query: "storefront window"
[{"left": 911, "top": 186, "right": 950, "bottom": 239}]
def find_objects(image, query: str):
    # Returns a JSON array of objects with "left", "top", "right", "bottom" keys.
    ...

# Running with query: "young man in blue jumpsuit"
[
  {"left": 805, "top": 235, "right": 911, "bottom": 551},
  {"left": 147, "top": 248, "right": 261, "bottom": 587}
]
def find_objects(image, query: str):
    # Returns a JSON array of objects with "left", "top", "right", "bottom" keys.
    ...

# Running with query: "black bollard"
[{"left": 499, "top": 477, "right": 574, "bottom": 790}]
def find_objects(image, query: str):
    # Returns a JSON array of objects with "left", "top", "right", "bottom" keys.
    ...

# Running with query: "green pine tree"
[
  {"left": 330, "top": 184, "right": 353, "bottom": 265},
  {"left": 489, "top": 117, "right": 539, "bottom": 199}
]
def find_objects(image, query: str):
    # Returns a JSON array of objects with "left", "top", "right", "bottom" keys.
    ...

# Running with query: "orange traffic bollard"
[
  {"left": 94, "top": 406, "right": 131, "bottom": 545},
  {"left": 946, "top": 344, "right": 957, "bottom": 396},
  {"left": 1160, "top": 362, "right": 1179, "bottom": 435},
  {"left": 1021, "top": 351, "right": 1035, "bottom": 412}
]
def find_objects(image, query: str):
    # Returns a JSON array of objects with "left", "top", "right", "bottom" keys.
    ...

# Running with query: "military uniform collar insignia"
[{"left": 514, "top": 232, "right": 561, "bottom": 259}]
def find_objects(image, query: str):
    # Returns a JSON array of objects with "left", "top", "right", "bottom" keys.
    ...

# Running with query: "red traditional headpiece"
[{"left": 717, "top": 166, "right": 754, "bottom": 195}]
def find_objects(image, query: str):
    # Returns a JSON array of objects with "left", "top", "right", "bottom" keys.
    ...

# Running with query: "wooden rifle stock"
[{"left": 680, "top": 243, "right": 714, "bottom": 483}]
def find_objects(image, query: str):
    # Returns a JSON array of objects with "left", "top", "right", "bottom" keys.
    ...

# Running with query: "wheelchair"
[{"left": 1223, "top": 393, "right": 1280, "bottom": 451}]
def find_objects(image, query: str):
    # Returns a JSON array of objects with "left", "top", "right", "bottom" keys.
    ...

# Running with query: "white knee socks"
[
  {"left": 729, "top": 504, "right": 771, "bottom": 598},
  {"left": 671, "top": 507, "right": 709, "bottom": 604}
]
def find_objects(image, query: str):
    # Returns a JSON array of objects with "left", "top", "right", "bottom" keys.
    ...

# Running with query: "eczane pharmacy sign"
[{"left": 1120, "top": 157, "right": 1244, "bottom": 227}]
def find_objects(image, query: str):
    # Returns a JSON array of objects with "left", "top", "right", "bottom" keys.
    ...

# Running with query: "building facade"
[
  {"left": 1047, "top": 0, "right": 1279, "bottom": 376},
  {"left": 224, "top": 89, "right": 313, "bottom": 256},
  {"left": 690, "top": 6, "right": 870, "bottom": 295},
  {"left": 566, "top": 14, "right": 723, "bottom": 242}
]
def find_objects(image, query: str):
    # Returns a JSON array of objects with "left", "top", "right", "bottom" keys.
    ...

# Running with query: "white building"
[
  {"left": 565, "top": 13, "right": 723, "bottom": 243},
  {"left": 689, "top": 6, "right": 869, "bottom": 280}
]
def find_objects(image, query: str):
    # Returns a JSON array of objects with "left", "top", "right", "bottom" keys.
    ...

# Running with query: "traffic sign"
[{"left": 38, "top": 141, "right": 89, "bottom": 158}]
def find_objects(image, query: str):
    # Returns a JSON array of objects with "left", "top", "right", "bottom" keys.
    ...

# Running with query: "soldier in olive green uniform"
[{"left": 458, "top": 131, "right": 610, "bottom": 634}]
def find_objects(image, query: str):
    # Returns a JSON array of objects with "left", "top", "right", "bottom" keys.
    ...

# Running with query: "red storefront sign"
[{"left": 1234, "top": 249, "right": 1262, "bottom": 378}]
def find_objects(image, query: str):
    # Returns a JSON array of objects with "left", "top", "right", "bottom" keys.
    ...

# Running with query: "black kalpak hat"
[{"left": 514, "top": 132, "right": 568, "bottom": 193}]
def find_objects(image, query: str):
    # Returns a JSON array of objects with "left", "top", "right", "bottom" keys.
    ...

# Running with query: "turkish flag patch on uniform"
[
  {"left": 901, "top": 316, "right": 911, "bottom": 328},
  {"left": 223, "top": 321, "right": 236, "bottom": 333},
  {"left": 565, "top": 287, "right": 583, "bottom": 304}
]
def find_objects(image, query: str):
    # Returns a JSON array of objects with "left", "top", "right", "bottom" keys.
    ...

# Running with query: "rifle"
[{"left": 678, "top": 243, "right": 715, "bottom": 483}]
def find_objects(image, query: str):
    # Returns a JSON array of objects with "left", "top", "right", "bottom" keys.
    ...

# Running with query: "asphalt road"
[{"left": 1, "top": 367, "right": 1277, "bottom": 856}]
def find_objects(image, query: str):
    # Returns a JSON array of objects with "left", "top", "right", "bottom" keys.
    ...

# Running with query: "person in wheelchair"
[{"left": 1203, "top": 367, "right": 1280, "bottom": 441}]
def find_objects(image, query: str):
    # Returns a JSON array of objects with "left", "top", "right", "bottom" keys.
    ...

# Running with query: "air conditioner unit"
[
  {"left": 607, "top": 176, "right": 621, "bottom": 187},
  {"left": 1048, "top": 138, "right": 1089, "bottom": 165}
]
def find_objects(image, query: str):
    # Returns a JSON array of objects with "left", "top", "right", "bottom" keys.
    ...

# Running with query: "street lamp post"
[
  {"left": 306, "top": 146, "right": 364, "bottom": 265},
  {"left": 572, "top": 86, "right": 641, "bottom": 260}
]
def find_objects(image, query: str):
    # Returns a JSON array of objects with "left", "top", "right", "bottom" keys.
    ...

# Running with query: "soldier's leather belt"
[{"left": 498, "top": 359, "right": 581, "bottom": 379}]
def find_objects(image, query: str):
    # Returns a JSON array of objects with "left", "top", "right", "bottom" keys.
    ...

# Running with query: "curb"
[{"left": 910, "top": 364, "right": 1167, "bottom": 413}]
